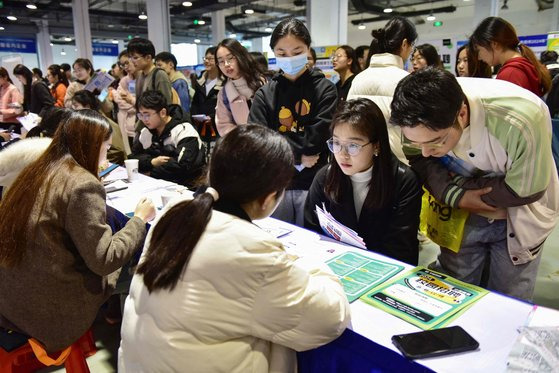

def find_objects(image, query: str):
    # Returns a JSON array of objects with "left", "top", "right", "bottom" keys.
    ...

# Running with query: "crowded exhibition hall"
[{"left": 0, "top": 0, "right": 558, "bottom": 372}]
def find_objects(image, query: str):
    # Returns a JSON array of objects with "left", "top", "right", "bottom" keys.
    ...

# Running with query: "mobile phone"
[{"left": 391, "top": 326, "right": 479, "bottom": 359}]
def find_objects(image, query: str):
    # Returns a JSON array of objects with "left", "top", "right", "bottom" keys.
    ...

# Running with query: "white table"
[
  {"left": 105, "top": 173, "right": 557, "bottom": 372},
  {"left": 254, "top": 218, "right": 552, "bottom": 373}
]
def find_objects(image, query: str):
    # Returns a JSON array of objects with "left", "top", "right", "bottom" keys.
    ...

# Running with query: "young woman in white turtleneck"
[
  {"left": 215, "top": 38, "right": 266, "bottom": 136},
  {"left": 304, "top": 98, "right": 421, "bottom": 265}
]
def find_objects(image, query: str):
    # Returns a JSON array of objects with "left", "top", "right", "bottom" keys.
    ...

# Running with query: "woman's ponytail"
[
  {"left": 137, "top": 191, "right": 216, "bottom": 293},
  {"left": 518, "top": 43, "right": 551, "bottom": 95}
]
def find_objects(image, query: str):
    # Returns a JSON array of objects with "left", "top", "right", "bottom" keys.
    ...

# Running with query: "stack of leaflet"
[
  {"left": 315, "top": 204, "right": 366, "bottom": 249},
  {"left": 361, "top": 267, "right": 488, "bottom": 329}
]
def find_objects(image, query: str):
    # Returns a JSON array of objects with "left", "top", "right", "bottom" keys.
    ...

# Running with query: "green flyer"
[
  {"left": 361, "top": 266, "right": 488, "bottom": 329},
  {"left": 326, "top": 251, "right": 405, "bottom": 302}
]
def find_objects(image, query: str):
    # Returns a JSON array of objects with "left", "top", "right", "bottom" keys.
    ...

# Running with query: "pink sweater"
[{"left": 0, "top": 83, "right": 23, "bottom": 123}]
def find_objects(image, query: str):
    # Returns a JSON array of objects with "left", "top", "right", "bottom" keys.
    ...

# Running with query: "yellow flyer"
[{"left": 361, "top": 267, "right": 488, "bottom": 329}]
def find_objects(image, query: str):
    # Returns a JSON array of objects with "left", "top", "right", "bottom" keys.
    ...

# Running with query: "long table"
[{"left": 106, "top": 171, "right": 558, "bottom": 373}]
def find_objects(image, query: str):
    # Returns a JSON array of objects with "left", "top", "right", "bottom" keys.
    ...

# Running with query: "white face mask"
[{"left": 276, "top": 53, "right": 308, "bottom": 76}]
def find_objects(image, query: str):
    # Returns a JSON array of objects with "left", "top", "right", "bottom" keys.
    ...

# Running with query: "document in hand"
[
  {"left": 84, "top": 71, "right": 115, "bottom": 93},
  {"left": 16, "top": 112, "right": 40, "bottom": 132},
  {"left": 315, "top": 204, "right": 366, "bottom": 249},
  {"left": 361, "top": 267, "right": 488, "bottom": 329}
]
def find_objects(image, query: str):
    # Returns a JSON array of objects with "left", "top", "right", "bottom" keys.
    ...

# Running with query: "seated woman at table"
[
  {"left": 119, "top": 125, "right": 350, "bottom": 373},
  {"left": 71, "top": 89, "right": 127, "bottom": 165},
  {"left": 0, "top": 109, "right": 155, "bottom": 352},
  {"left": 304, "top": 98, "right": 421, "bottom": 265},
  {"left": 130, "top": 90, "right": 206, "bottom": 188}
]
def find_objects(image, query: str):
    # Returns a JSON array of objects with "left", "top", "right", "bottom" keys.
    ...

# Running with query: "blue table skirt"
[{"left": 297, "top": 328, "right": 434, "bottom": 373}]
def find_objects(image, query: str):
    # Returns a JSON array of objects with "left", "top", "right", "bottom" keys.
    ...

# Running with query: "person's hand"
[
  {"left": 151, "top": 156, "right": 171, "bottom": 167},
  {"left": 457, "top": 187, "right": 497, "bottom": 214},
  {"left": 120, "top": 90, "right": 133, "bottom": 104},
  {"left": 0, "top": 131, "right": 10, "bottom": 142},
  {"left": 301, "top": 154, "right": 320, "bottom": 168},
  {"left": 134, "top": 197, "right": 156, "bottom": 223}
]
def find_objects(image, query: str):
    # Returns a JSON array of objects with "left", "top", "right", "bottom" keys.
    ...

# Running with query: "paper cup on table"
[
  {"left": 160, "top": 191, "right": 175, "bottom": 207},
  {"left": 124, "top": 159, "right": 139, "bottom": 181}
]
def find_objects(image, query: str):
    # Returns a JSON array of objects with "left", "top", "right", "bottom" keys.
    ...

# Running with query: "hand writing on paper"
[
  {"left": 458, "top": 187, "right": 497, "bottom": 214},
  {"left": 301, "top": 154, "right": 319, "bottom": 168},
  {"left": 151, "top": 156, "right": 170, "bottom": 167},
  {"left": 134, "top": 197, "right": 156, "bottom": 223}
]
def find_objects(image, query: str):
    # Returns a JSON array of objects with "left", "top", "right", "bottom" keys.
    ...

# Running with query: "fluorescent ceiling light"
[{"left": 182, "top": 1, "right": 193, "bottom": 6}]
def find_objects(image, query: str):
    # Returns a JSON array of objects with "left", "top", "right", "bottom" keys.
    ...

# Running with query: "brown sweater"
[{"left": 0, "top": 165, "right": 146, "bottom": 351}]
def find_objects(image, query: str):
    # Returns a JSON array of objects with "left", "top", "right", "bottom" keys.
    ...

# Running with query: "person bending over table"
[
  {"left": 130, "top": 90, "right": 206, "bottom": 188},
  {"left": 304, "top": 98, "right": 421, "bottom": 265},
  {"left": 0, "top": 109, "right": 155, "bottom": 352},
  {"left": 119, "top": 125, "right": 350, "bottom": 372},
  {"left": 390, "top": 67, "right": 559, "bottom": 301}
]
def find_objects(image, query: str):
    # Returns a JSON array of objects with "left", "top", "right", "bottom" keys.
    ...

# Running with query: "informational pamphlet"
[
  {"left": 316, "top": 204, "right": 366, "bottom": 249},
  {"left": 16, "top": 112, "right": 39, "bottom": 131},
  {"left": 84, "top": 71, "right": 115, "bottom": 94},
  {"left": 361, "top": 267, "right": 488, "bottom": 329},
  {"left": 326, "top": 251, "right": 404, "bottom": 302}
]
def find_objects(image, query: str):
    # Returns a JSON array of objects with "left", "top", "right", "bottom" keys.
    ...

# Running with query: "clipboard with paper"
[{"left": 315, "top": 204, "right": 366, "bottom": 249}]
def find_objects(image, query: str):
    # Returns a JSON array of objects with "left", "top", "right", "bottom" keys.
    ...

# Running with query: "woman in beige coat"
[
  {"left": 0, "top": 110, "right": 155, "bottom": 352},
  {"left": 119, "top": 125, "right": 350, "bottom": 372}
]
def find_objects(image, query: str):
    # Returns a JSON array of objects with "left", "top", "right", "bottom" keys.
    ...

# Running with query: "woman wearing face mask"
[
  {"left": 304, "top": 99, "right": 421, "bottom": 265},
  {"left": 248, "top": 17, "right": 338, "bottom": 226},
  {"left": 215, "top": 38, "right": 266, "bottom": 136}
]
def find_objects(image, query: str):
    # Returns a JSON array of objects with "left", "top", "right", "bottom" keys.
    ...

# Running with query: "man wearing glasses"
[
  {"left": 390, "top": 67, "right": 559, "bottom": 301},
  {"left": 130, "top": 90, "right": 205, "bottom": 187},
  {"left": 127, "top": 38, "right": 173, "bottom": 132}
]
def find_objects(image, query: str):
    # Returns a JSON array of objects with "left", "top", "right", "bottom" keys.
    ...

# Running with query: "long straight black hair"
[
  {"left": 137, "top": 125, "right": 294, "bottom": 292},
  {"left": 13, "top": 64, "right": 32, "bottom": 111},
  {"left": 367, "top": 16, "right": 417, "bottom": 66},
  {"left": 215, "top": 38, "right": 265, "bottom": 93},
  {"left": 325, "top": 98, "right": 394, "bottom": 210}
]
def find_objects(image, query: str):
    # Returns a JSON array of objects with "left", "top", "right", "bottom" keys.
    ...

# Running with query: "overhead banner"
[
  {"left": 0, "top": 37, "right": 37, "bottom": 53},
  {"left": 92, "top": 43, "right": 119, "bottom": 57}
]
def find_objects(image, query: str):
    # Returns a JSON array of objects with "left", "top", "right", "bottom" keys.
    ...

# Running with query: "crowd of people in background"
[{"left": 0, "top": 13, "right": 559, "bottom": 373}]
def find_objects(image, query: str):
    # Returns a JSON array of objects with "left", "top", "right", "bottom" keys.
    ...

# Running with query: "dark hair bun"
[{"left": 372, "top": 28, "right": 385, "bottom": 40}]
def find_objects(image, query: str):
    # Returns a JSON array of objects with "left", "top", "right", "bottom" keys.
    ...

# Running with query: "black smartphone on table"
[{"left": 392, "top": 326, "right": 479, "bottom": 359}]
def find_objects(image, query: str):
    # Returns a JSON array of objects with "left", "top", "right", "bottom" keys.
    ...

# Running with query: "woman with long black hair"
[
  {"left": 304, "top": 98, "right": 421, "bottom": 264},
  {"left": 13, "top": 64, "right": 53, "bottom": 116}
]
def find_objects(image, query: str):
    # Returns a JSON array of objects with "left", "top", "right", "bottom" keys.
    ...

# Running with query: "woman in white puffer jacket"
[{"left": 119, "top": 125, "right": 350, "bottom": 373}]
